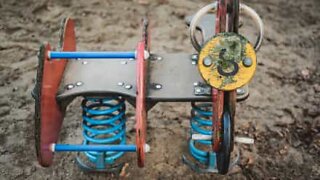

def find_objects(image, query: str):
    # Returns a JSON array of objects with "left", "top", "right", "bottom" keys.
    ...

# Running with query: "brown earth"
[{"left": 0, "top": 0, "right": 319, "bottom": 179}]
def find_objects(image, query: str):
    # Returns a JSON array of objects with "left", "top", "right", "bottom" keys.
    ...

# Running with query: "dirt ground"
[{"left": 0, "top": 0, "right": 319, "bottom": 179}]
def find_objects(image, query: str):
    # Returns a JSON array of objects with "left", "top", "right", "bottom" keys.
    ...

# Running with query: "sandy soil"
[{"left": 0, "top": 0, "right": 319, "bottom": 179}]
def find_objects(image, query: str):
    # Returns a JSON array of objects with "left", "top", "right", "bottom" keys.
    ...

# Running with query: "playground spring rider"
[{"left": 32, "top": 0, "right": 263, "bottom": 174}]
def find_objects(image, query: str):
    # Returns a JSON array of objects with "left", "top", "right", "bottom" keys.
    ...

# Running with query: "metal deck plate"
[{"left": 57, "top": 53, "right": 211, "bottom": 102}]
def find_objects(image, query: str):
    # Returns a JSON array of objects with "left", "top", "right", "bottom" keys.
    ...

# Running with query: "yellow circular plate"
[{"left": 198, "top": 32, "right": 257, "bottom": 91}]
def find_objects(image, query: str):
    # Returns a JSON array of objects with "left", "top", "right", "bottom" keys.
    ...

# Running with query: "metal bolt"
[
  {"left": 121, "top": 61, "right": 128, "bottom": 65},
  {"left": 191, "top": 54, "right": 198, "bottom": 61},
  {"left": 66, "top": 84, "right": 75, "bottom": 90},
  {"left": 191, "top": 61, "right": 197, "bottom": 65},
  {"left": 76, "top": 81, "right": 83, "bottom": 86},
  {"left": 195, "top": 87, "right": 203, "bottom": 93},
  {"left": 243, "top": 57, "right": 252, "bottom": 67},
  {"left": 193, "top": 82, "right": 199, "bottom": 86},
  {"left": 124, "top": 84, "right": 132, "bottom": 90},
  {"left": 236, "top": 88, "right": 246, "bottom": 95},
  {"left": 155, "top": 84, "right": 162, "bottom": 89},
  {"left": 82, "top": 61, "right": 88, "bottom": 65},
  {"left": 203, "top": 56, "right": 213, "bottom": 67},
  {"left": 118, "top": 82, "right": 124, "bottom": 86}
]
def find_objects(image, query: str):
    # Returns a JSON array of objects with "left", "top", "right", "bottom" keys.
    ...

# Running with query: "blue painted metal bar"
[
  {"left": 49, "top": 51, "right": 136, "bottom": 59},
  {"left": 52, "top": 144, "right": 137, "bottom": 152}
]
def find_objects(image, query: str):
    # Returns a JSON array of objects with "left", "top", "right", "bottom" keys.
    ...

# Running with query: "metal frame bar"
[
  {"left": 52, "top": 144, "right": 137, "bottom": 152},
  {"left": 49, "top": 51, "right": 136, "bottom": 59}
]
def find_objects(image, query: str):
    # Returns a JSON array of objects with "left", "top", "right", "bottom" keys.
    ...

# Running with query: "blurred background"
[{"left": 0, "top": 0, "right": 319, "bottom": 179}]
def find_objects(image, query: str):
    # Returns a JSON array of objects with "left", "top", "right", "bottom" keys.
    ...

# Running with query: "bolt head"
[
  {"left": 191, "top": 54, "right": 198, "bottom": 61},
  {"left": 118, "top": 82, "right": 124, "bottom": 86},
  {"left": 191, "top": 61, "right": 197, "bottom": 65},
  {"left": 155, "top": 84, "right": 162, "bottom": 89},
  {"left": 66, "top": 84, "right": 74, "bottom": 90},
  {"left": 193, "top": 82, "right": 199, "bottom": 86},
  {"left": 243, "top": 57, "right": 252, "bottom": 67},
  {"left": 195, "top": 87, "right": 203, "bottom": 93},
  {"left": 203, "top": 56, "right": 213, "bottom": 67},
  {"left": 236, "top": 88, "right": 245, "bottom": 95},
  {"left": 125, "top": 84, "right": 132, "bottom": 89},
  {"left": 76, "top": 81, "right": 83, "bottom": 86}
]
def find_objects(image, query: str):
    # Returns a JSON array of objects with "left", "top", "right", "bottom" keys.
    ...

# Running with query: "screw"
[
  {"left": 76, "top": 81, "right": 83, "bottom": 86},
  {"left": 118, "top": 82, "right": 124, "bottom": 86},
  {"left": 125, "top": 84, "right": 132, "bottom": 90},
  {"left": 243, "top": 57, "right": 252, "bottom": 67},
  {"left": 236, "top": 88, "right": 246, "bottom": 95},
  {"left": 191, "top": 54, "right": 198, "bottom": 61},
  {"left": 121, "top": 61, "right": 128, "bottom": 65},
  {"left": 66, "top": 84, "right": 74, "bottom": 90},
  {"left": 154, "top": 84, "right": 162, "bottom": 89},
  {"left": 82, "top": 61, "right": 88, "bottom": 65},
  {"left": 203, "top": 56, "right": 213, "bottom": 67}
]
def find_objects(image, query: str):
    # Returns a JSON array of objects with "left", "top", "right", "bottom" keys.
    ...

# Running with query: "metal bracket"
[{"left": 193, "top": 82, "right": 211, "bottom": 96}]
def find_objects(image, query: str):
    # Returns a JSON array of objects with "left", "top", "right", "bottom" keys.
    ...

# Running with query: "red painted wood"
[{"left": 39, "top": 18, "right": 76, "bottom": 166}]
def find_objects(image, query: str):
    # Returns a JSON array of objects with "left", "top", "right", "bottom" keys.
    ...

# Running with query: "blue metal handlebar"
[
  {"left": 48, "top": 51, "right": 136, "bottom": 59},
  {"left": 52, "top": 144, "right": 137, "bottom": 152}
]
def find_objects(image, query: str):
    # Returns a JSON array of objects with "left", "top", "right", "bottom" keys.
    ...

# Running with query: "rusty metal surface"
[
  {"left": 135, "top": 18, "right": 148, "bottom": 168},
  {"left": 135, "top": 41, "right": 146, "bottom": 167},
  {"left": 57, "top": 53, "right": 211, "bottom": 103}
]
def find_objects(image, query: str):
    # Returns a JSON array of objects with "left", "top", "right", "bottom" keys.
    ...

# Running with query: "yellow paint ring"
[{"left": 198, "top": 33, "right": 257, "bottom": 91}]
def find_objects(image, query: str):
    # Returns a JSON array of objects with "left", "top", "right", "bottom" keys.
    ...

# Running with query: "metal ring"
[{"left": 189, "top": 2, "right": 264, "bottom": 52}]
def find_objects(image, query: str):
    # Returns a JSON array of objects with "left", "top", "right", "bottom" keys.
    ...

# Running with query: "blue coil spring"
[
  {"left": 80, "top": 96, "right": 126, "bottom": 166},
  {"left": 189, "top": 102, "right": 213, "bottom": 164}
]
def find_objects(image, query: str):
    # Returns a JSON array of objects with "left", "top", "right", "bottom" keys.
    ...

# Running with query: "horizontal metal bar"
[
  {"left": 51, "top": 144, "right": 137, "bottom": 152},
  {"left": 48, "top": 51, "right": 136, "bottom": 59}
]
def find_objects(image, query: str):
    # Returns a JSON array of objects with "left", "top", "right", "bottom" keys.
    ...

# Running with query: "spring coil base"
[
  {"left": 183, "top": 102, "right": 240, "bottom": 173},
  {"left": 189, "top": 102, "right": 213, "bottom": 164},
  {"left": 76, "top": 96, "right": 127, "bottom": 172}
]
